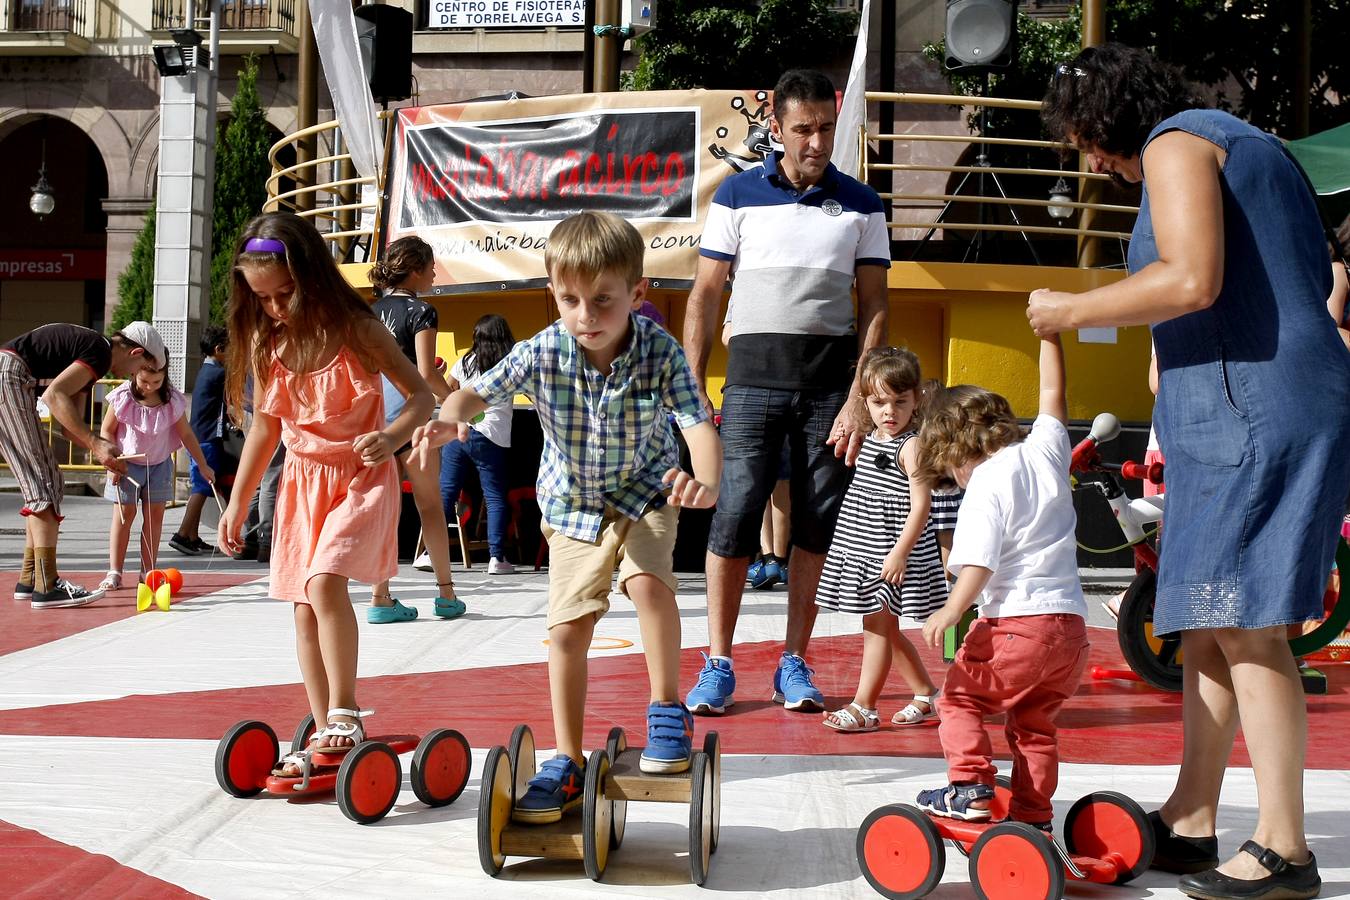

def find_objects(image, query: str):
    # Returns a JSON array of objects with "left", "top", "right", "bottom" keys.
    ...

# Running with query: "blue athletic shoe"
[
  {"left": 772, "top": 653, "right": 824, "bottom": 711},
  {"left": 512, "top": 754, "right": 585, "bottom": 824},
  {"left": 684, "top": 652, "right": 735, "bottom": 715},
  {"left": 746, "top": 556, "right": 767, "bottom": 585},
  {"left": 750, "top": 556, "right": 784, "bottom": 590},
  {"left": 640, "top": 702, "right": 694, "bottom": 774},
  {"left": 915, "top": 782, "right": 996, "bottom": 821}
]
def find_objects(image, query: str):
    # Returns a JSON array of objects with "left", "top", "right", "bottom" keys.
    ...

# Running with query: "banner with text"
[
  {"left": 428, "top": 0, "right": 585, "bottom": 29},
  {"left": 383, "top": 89, "right": 775, "bottom": 293}
]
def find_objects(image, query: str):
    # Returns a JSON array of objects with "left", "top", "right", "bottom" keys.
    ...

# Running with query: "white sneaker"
[
  {"left": 487, "top": 557, "right": 515, "bottom": 575},
  {"left": 412, "top": 551, "right": 434, "bottom": 572}
]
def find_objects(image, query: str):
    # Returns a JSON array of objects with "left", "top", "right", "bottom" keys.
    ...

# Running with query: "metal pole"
[
  {"left": 582, "top": 0, "right": 596, "bottom": 93},
  {"left": 594, "top": 0, "right": 620, "bottom": 92},
  {"left": 1076, "top": 0, "right": 1106, "bottom": 268},
  {"left": 876, "top": 0, "right": 895, "bottom": 214},
  {"left": 1293, "top": 0, "right": 1311, "bottom": 138},
  {"left": 295, "top": 0, "right": 318, "bottom": 213}
]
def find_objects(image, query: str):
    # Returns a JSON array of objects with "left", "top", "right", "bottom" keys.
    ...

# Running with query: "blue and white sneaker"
[
  {"left": 750, "top": 556, "right": 784, "bottom": 590},
  {"left": 640, "top": 702, "right": 694, "bottom": 774},
  {"left": 772, "top": 652, "right": 824, "bottom": 711},
  {"left": 685, "top": 652, "right": 735, "bottom": 715},
  {"left": 746, "top": 556, "right": 768, "bottom": 585},
  {"left": 915, "top": 782, "right": 996, "bottom": 821},
  {"left": 512, "top": 754, "right": 585, "bottom": 824}
]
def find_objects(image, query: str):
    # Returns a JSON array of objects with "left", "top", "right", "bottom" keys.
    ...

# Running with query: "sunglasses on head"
[{"left": 1054, "top": 63, "right": 1087, "bottom": 80}]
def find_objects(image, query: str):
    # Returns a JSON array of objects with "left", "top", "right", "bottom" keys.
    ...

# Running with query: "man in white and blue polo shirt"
[{"left": 683, "top": 69, "right": 890, "bottom": 716}]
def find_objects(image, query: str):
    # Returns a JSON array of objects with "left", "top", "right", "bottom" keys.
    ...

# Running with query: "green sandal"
[{"left": 367, "top": 597, "right": 418, "bottom": 624}]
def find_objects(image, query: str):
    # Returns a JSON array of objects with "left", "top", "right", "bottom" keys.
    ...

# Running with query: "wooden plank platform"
[{"left": 606, "top": 748, "right": 693, "bottom": 803}]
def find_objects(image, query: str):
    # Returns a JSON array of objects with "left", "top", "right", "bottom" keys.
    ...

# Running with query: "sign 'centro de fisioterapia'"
[{"left": 429, "top": 0, "right": 584, "bottom": 29}]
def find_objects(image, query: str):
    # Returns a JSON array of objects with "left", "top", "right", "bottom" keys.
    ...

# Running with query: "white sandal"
[
  {"left": 891, "top": 692, "right": 940, "bottom": 726},
  {"left": 316, "top": 707, "right": 373, "bottom": 753},
  {"left": 823, "top": 702, "right": 881, "bottom": 733},
  {"left": 98, "top": 571, "right": 123, "bottom": 592}
]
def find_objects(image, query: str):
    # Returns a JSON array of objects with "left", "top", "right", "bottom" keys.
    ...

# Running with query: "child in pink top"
[
  {"left": 218, "top": 213, "right": 433, "bottom": 774},
  {"left": 99, "top": 356, "right": 214, "bottom": 591}
]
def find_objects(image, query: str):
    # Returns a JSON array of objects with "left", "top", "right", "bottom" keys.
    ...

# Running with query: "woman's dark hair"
[
  {"left": 370, "top": 235, "right": 435, "bottom": 292},
  {"left": 467, "top": 314, "right": 515, "bottom": 376},
  {"left": 1041, "top": 43, "right": 1201, "bottom": 158}
]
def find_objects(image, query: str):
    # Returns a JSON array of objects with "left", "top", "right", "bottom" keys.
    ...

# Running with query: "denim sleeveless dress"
[{"left": 1129, "top": 109, "right": 1350, "bottom": 634}]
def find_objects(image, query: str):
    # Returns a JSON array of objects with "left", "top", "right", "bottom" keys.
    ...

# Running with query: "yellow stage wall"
[{"left": 343, "top": 260, "right": 1151, "bottom": 424}]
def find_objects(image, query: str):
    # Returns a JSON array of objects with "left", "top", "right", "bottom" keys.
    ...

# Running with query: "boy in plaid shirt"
[{"left": 415, "top": 211, "right": 721, "bottom": 823}]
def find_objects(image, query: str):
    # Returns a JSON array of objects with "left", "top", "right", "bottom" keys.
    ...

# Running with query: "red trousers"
[{"left": 938, "top": 614, "right": 1089, "bottom": 824}]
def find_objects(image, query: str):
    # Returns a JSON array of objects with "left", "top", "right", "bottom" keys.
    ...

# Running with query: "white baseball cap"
[{"left": 117, "top": 321, "right": 168, "bottom": 369}]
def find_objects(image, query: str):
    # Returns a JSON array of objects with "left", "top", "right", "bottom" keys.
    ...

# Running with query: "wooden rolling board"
[
  {"left": 499, "top": 814, "right": 585, "bottom": 859},
  {"left": 605, "top": 748, "right": 694, "bottom": 803}
]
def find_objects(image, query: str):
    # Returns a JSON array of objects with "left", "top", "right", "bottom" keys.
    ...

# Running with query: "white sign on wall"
[{"left": 428, "top": 0, "right": 586, "bottom": 28}]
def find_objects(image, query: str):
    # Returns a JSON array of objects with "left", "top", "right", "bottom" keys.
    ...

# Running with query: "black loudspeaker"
[
  {"left": 945, "top": 0, "right": 1019, "bottom": 71},
  {"left": 354, "top": 4, "right": 413, "bottom": 104}
]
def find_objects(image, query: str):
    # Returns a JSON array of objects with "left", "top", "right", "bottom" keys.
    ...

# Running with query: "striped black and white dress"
[{"left": 816, "top": 432, "right": 948, "bottom": 618}]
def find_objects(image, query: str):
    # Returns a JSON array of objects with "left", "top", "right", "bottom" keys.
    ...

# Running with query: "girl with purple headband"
[{"left": 218, "top": 213, "right": 434, "bottom": 775}]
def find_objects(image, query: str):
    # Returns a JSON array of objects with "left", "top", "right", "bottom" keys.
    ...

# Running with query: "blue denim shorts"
[
  {"left": 105, "top": 458, "right": 174, "bottom": 505},
  {"left": 706, "top": 384, "right": 851, "bottom": 558},
  {"left": 189, "top": 440, "right": 225, "bottom": 496}
]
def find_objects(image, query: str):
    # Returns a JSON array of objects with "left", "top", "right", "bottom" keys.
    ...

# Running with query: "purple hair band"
[{"left": 244, "top": 237, "right": 286, "bottom": 254}]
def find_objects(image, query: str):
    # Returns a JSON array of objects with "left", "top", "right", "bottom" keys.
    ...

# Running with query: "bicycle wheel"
[
  {"left": 1116, "top": 568, "right": 1184, "bottom": 692},
  {"left": 1289, "top": 538, "right": 1350, "bottom": 658}
]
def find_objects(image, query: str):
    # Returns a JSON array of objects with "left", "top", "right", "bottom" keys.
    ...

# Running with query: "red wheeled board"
[
  {"left": 214, "top": 718, "right": 472, "bottom": 825},
  {"left": 856, "top": 778, "right": 1154, "bottom": 899}
]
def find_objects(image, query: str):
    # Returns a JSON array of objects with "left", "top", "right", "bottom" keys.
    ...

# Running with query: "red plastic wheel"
[
  {"left": 969, "top": 822, "right": 1064, "bottom": 900},
  {"left": 856, "top": 804, "right": 945, "bottom": 899},
  {"left": 411, "top": 728, "right": 471, "bottom": 807},
  {"left": 1064, "top": 791, "right": 1154, "bottom": 883},
  {"left": 215, "top": 720, "right": 278, "bottom": 798},
  {"left": 336, "top": 741, "right": 402, "bottom": 824}
]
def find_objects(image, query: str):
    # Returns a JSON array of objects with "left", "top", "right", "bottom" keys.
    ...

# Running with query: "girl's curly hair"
[
  {"left": 855, "top": 346, "right": 923, "bottom": 430},
  {"left": 916, "top": 385, "right": 1025, "bottom": 487},
  {"left": 1040, "top": 43, "right": 1201, "bottom": 158}
]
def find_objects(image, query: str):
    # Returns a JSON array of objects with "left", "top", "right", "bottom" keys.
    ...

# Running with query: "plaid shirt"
[{"left": 471, "top": 314, "right": 710, "bottom": 542}]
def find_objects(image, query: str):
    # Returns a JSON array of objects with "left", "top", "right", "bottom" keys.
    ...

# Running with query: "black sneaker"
[
  {"left": 14, "top": 582, "right": 33, "bottom": 601},
  {"left": 256, "top": 543, "right": 271, "bottom": 564},
  {"left": 31, "top": 579, "right": 106, "bottom": 609},
  {"left": 192, "top": 537, "right": 214, "bottom": 553},
  {"left": 231, "top": 542, "right": 259, "bottom": 561},
  {"left": 169, "top": 533, "right": 202, "bottom": 556}
]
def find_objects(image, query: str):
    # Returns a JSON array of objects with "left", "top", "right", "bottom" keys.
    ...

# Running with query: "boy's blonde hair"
[
  {"left": 916, "top": 385, "right": 1025, "bottom": 487},
  {"left": 545, "top": 211, "right": 644, "bottom": 288}
]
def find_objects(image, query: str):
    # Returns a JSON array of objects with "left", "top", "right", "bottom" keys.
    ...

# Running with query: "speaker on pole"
[
  {"left": 354, "top": 4, "right": 413, "bottom": 104},
  {"left": 944, "top": 0, "right": 1019, "bottom": 71}
]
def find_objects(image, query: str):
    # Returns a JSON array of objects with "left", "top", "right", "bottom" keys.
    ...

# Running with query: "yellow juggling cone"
[{"left": 137, "top": 581, "right": 171, "bottom": 612}]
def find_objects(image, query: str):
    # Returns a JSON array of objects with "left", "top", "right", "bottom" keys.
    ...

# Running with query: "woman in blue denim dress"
[{"left": 1031, "top": 44, "right": 1350, "bottom": 900}]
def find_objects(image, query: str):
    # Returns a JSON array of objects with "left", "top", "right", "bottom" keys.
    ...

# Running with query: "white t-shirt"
[
  {"left": 452, "top": 354, "right": 512, "bottom": 448},
  {"left": 947, "top": 414, "right": 1087, "bottom": 619}
]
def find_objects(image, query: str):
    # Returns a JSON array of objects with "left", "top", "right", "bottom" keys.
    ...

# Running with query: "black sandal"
[
  {"left": 1149, "top": 810, "right": 1220, "bottom": 874},
  {"left": 1178, "top": 840, "right": 1320, "bottom": 900}
]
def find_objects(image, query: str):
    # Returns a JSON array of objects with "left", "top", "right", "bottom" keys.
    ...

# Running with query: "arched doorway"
[{"left": 0, "top": 116, "right": 110, "bottom": 342}]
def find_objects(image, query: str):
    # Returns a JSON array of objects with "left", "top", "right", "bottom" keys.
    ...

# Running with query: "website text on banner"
[{"left": 382, "top": 90, "right": 775, "bottom": 293}]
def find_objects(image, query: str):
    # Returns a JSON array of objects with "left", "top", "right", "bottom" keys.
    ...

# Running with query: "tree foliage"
[
  {"left": 624, "top": 0, "right": 858, "bottom": 91},
  {"left": 110, "top": 202, "right": 155, "bottom": 333},
  {"left": 209, "top": 55, "right": 273, "bottom": 323},
  {"left": 924, "top": 1, "right": 1350, "bottom": 138}
]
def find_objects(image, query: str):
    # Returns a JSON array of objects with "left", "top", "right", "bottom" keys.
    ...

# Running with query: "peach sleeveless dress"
[{"left": 259, "top": 346, "right": 399, "bottom": 604}]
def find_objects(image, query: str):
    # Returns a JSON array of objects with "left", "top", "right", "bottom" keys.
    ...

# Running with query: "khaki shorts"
[{"left": 543, "top": 503, "right": 679, "bottom": 629}]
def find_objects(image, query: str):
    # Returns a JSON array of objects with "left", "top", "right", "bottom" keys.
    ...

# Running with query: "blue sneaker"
[
  {"left": 915, "top": 782, "right": 996, "bottom": 821},
  {"left": 512, "top": 754, "right": 585, "bottom": 824},
  {"left": 750, "top": 556, "right": 783, "bottom": 590},
  {"left": 640, "top": 702, "right": 694, "bottom": 774},
  {"left": 772, "top": 653, "right": 824, "bottom": 711},
  {"left": 684, "top": 652, "right": 735, "bottom": 715},
  {"left": 746, "top": 556, "right": 767, "bottom": 585}
]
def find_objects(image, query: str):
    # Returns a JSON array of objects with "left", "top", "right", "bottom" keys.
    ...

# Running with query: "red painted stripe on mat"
[
  {"left": 0, "top": 572, "right": 260, "bottom": 658},
  {"left": 0, "top": 819, "right": 200, "bottom": 900},
  {"left": 1, "top": 631, "right": 1345, "bottom": 768}
]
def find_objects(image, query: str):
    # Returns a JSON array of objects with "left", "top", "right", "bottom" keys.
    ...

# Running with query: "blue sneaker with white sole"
[
  {"left": 772, "top": 652, "right": 824, "bottom": 711},
  {"left": 512, "top": 754, "right": 585, "bottom": 824},
  {"left": 640, "top": 702, "right": 694, "bottom": 773},
  {"left": 915, "top": 782, "right": 996, "bottom": 821},
  {"left": 684, "top": 653, "right": 735, "bottom": 715},
  {"left": 746, "top": 556, "right": 768, "bottom": 585}
]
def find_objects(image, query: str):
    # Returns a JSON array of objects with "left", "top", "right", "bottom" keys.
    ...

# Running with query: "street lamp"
[
  {"left": 152, "top": 27, "right": 207, "bottom": 76},
  {"left": 29, "top": 140, "right": 54, "bottom": 220},
  {"left": 1047, "top": 176, "right": 1074, "bottom": 224}
]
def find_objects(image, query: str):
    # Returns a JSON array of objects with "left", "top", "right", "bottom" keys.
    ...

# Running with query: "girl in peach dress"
[{"left": 218, "top": 213, "right": 433, "bottom": 776}]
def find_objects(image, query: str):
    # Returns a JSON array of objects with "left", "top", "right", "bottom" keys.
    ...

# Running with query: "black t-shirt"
[
  {"left": 2, "top": 324, "right": 112, "bottom": 384},
  {"left": 371, "top": 291, "right": 438, "bottom": 365}
]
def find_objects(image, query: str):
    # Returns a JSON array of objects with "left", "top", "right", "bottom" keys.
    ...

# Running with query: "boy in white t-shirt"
[{"left": 912, "top": 333, "right": 1089, "bottom": 831}]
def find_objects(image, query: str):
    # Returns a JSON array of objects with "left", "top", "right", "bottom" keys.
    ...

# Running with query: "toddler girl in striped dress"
[{"left": 818, "top": 347, "right": 947, "bottom": 732}]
